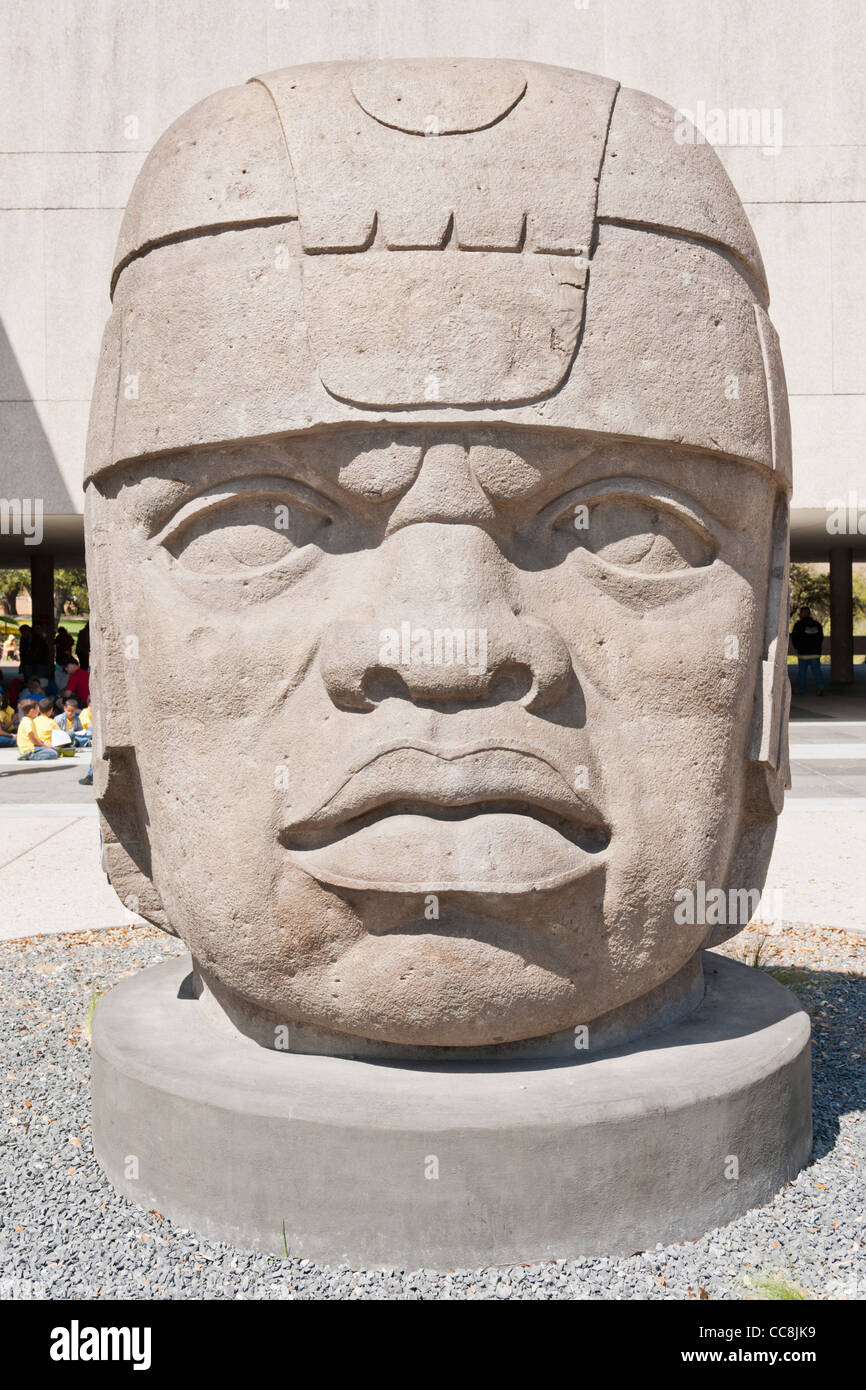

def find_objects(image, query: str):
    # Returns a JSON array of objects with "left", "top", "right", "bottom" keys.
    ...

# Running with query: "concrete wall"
[{"left": 1, "top": 0, "right": 864, "bottom": 558}]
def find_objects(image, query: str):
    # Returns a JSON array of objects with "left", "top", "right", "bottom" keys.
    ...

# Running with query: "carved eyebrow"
[
  {"left": 148, "top": 474, "right": 334, "bottom": 543},
  {"left": 132, "top": 437, "right": 390, "bottom": 519},
  {"left": 539, "top": 475, "right": 727, "bottom": 537}
]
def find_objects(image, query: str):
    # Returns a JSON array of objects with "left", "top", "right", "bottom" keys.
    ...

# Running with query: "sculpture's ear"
[
  {"left": 84, "top": 484, "right": 172, "bottom": 934},
  {"left": 706, "top": 492, "right": 790, "bottom": 947},
  {"left": 746, "top": 492, "right": 792, "bottom": 815}
]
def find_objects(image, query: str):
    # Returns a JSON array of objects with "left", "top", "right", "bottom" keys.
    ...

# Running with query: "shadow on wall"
[{"left": 0, "top": 316, "right": 76, "bottom": 561}]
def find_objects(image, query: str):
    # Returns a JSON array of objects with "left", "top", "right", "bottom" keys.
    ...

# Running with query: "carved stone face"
[
  {"left": 85, "top": 59, "right": 791, "bottom": 1052},
  {"left": 87, "top": 425, "right": 783, "bottom": 1047}
]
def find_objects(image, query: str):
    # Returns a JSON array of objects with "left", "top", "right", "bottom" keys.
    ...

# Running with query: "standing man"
[{"left": 791, "top": 605, "right": 825, "bottom": 696}]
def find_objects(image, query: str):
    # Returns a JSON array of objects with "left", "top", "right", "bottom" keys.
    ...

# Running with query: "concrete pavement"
[
  {"left": 0, "top": 745, "right": 144, "bottom": 937},
  {"left": 758, "top": 692, "right": 866, "bottom": 935}
]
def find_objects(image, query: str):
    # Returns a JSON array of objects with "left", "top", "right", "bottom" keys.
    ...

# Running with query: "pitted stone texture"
[
  {"left": 90, "top": 224, "right": 781, "bottom": 472},
  {"left": 113, "top": 82, "right": 296, "bottom": 288},
  {"left": 349, "top": 58, "right": 528, "bottom": 135},
  {"left": 85, "top": 431, "right": 789, "bottom": 1048},
  {"left": 94, "top": 60, "right": 789, "bottom": 483},
  {"left": 303, "top": 250, "right": 586, "bottom": 406},
  {"left": 84, "top": 60, "right": 793, "bottom": 1056},
  {"left": 597, "top": 84, "right": 768, "bottom": 296},
  {"left": 255, "top": 60, "right": 615, "bottom": 254}
]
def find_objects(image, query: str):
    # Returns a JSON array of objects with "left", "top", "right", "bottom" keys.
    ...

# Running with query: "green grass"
[
  {"left": 83, "top": 988, "right": 102, "bottom": 1042},
  {"left": 57, "top": 617, "right": 88, "bottom": 637},
  {"left": 743, "top": 952, "right": 829, "bottom": 1002},
  {"left": 741, "top": 1269, "right": 810, "bottom": 1300},
  {"left": 746, "top": 935, "right": 770, "bottom": 970},
  {"left": 0, "top": 614, "right": 89, "bottom": 646},
  {"left": 762, "top": 965, "right": 820, "bottom": 993},
  {"left": 266, "top": 1220, "right": 292, "bottom": 1264}
]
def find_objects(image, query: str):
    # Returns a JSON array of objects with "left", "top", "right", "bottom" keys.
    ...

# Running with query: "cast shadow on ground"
[{"left": 756, "top": 962, "right": 865, "bottom": 1163}]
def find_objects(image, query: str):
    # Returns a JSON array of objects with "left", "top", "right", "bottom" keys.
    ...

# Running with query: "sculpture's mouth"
[{"left": 281, "top": 743, "right": 609, "bottom": 893}]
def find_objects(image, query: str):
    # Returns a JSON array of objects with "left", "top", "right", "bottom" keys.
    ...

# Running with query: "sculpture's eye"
[
  {"left": 556, "top": 494, "right": 715, "bottom": 574},
  {"left": 160, "top": 484, "right": 332, "bottom": 576}
]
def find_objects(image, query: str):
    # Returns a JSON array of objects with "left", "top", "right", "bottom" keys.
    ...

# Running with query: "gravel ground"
[{"left": 1, "top": 922, "right": 864, "bottom": 1301}]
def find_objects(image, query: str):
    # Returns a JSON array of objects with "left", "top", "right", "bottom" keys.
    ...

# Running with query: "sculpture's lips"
[{"left": 281, "top": 744, "right": 609, "bottom": 893}]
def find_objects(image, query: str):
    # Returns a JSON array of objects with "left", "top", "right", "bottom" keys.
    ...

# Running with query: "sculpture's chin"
[
  {"left": 203, "top": 937, "right": 592, "bottom": 1049},
  {"left": 302, "top": 926, "right": 592, "bottom": 1046},
  {"left": 193, "top": 912, "right": 704, "bottom": 1053}
]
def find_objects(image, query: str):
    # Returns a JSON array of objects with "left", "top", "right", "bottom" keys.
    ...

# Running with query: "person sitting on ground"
[
  {"left": 790, "top": 605, "right": 825, "bottom": 696},
  {"left": 40, "top": 696, "right": 76, "bottom": 756},
  {"left": 37, "top": 697, "right": 64, "bottom": 744},
  {"left": 22, "top": 675, "right": 47, "bottom": 703},
  {"left": 76, "top": 699, "right": 92, "bottom": 747},
  {"left": 55, "top": 695, "right": 82, "bottom": 732},
  {"left": 16, "top": 699, "right": 59, "bottom": 760},
  {"left": 56, "top": 695, "right": 90, "bottom": 748},
  {"left": 6, "top": 673, "right": 24, "bottom": 707},
  {"left": 0, "top": 699, "right": 17, "bottom": 748},
  {"left": 77, "top": 700, "right": 94, "bottom": 784},
  {"left": 63, "top": 659, "right": 90, "bottom": 706}
]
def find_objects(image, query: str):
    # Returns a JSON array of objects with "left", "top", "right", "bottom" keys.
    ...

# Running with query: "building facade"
[{"left": 1, "top": 0, "right": 864, "bottom": 666}]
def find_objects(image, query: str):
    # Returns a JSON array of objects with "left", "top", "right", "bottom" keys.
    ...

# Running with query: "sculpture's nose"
[{"left": 319, "top": 523, "right": 573, "bottom": 711}]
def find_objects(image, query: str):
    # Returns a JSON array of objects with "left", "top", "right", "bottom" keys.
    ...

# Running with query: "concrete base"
[{"left": 92, "top": 952, "right": 812, "bottom": 1268}]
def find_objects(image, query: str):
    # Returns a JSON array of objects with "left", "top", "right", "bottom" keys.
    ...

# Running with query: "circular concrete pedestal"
[{"left": 92, "top": 952, "right": 811, "bottom": 1268}]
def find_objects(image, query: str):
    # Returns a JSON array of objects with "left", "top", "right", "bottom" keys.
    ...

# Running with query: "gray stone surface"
[
  {"left": 92, "top": 951, "right": 811, "bottom": 1268},
  {"left": 85, "top": 58, "right": 794, "bottom": 1053},
  {"left": 83, "top": 57, "right": 810, "bottom": 1259}
]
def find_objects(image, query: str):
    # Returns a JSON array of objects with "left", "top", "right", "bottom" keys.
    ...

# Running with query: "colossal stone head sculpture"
[{"left": 85, "top": 59, "right": 791, "bottom": 1055}]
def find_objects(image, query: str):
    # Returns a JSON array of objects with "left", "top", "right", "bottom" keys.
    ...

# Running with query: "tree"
[
  {"left": 789, "top": 563, "right": 830, "bottom": 623},
  {"left": 790, "top": 562, "right": 866, "bottom": 630},
  {"left": 53, "top": 567, "right": 89, "bottom": 622},
  {"left": 0, "top": 568, "right": 29, "bottom": 616}
]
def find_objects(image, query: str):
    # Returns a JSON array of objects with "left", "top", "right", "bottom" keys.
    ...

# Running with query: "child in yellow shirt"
[
  {"left": 0, "top": 700, "right": 16, "bottom": 747},
  {"left": 35, "top": 697, "right": 60, "bottom": 743},
  {"left": 17, "top": 699, "right": 60, "bottom": 760}
]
